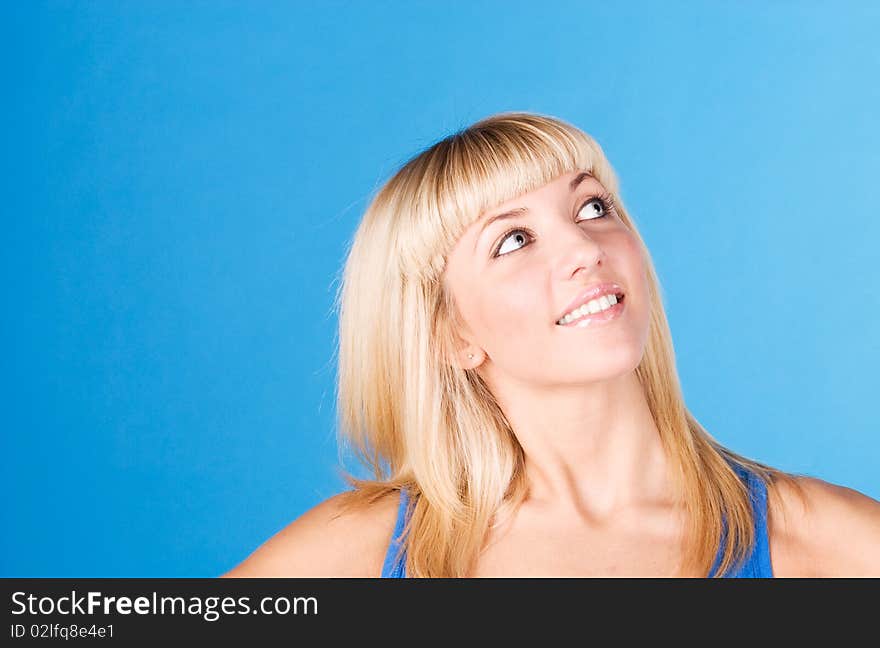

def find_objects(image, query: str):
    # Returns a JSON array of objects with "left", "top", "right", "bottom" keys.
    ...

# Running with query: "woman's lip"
[
  {"left": 555, "top": 282, "right": 624, "bottom": 323},
  {"left": 556, "top": 294, "right": 625, "bottom": 327}
]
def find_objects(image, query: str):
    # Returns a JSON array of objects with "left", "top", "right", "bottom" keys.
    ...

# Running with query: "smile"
[{"left": 556, "top": 293, "right": 625, "bottom": 327}]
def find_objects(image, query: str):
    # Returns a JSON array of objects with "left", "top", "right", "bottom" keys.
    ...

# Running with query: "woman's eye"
[
  {"left": 495, "top": 229, "right": 531, "bottom": 256},
  {"left": 577, "top": 197, "right": 608, "bottom": 220}
]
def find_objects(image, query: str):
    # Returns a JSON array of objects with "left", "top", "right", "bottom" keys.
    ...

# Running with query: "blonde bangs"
[{"left": 377, "top": 112, "right": 618, "bottom": 282}]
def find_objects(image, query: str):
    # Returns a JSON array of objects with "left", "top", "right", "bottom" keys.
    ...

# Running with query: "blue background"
[{"left": 3, "top": 1, "right": 878, "bottom": 577}]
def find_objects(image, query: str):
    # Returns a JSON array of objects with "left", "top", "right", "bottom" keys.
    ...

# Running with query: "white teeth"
[{"left": 558, "top": 293, "right": 619, "bottom": 325}]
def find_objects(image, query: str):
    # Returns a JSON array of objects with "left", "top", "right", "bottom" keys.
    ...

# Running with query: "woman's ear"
[
  {"left": 444, "top": 302, "right": 483, "bottom": 369},
  {"left": 455, "top": 346, "right": 484, "bottom": 370}
]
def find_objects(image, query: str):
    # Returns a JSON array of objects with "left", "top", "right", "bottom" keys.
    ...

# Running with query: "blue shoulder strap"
[
  {"left": 712, "top": 463, "right": 774, "bottom": 578},
  {"left": 380, "top": 489, "right": 409, "bottom": 578}
]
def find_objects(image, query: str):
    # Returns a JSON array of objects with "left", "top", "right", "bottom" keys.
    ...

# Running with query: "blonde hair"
[{"left": 333, "top": 111, "right": 806, "bottom": 577}]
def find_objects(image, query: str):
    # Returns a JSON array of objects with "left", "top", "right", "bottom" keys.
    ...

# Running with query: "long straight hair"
[{"left": 333, "top": 111, "right": 806, "bottom": 577}]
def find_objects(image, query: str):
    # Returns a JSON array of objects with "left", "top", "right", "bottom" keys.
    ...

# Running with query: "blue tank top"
[{"left": 381, "top": 462, "right": 773, "bottom": 578}]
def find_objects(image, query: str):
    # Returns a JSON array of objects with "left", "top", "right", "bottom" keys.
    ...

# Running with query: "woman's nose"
[{"left": 553, "top": 227, "right": 606, "bottom": 280}]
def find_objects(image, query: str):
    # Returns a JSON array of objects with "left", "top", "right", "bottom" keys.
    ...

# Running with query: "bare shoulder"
[
  {"left": 220, "top": 490, "right": 402, "bottom": 578},
  {"left": 768, "top": 474, "right": 880, "bottom": 577}
]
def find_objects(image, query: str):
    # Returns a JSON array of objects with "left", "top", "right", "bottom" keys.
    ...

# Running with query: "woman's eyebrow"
[{"left": 473, "top": 171, "right": 593, "bottom": 253}]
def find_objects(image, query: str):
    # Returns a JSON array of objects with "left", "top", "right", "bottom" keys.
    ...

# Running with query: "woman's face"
[{"left": 443, "top": 169, "right": 651, "bottom": 386}]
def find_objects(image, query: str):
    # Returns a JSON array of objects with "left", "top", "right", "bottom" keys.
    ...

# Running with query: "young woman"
[{"left": 223, "top": 112, "right": 880, "bottom": 578}]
